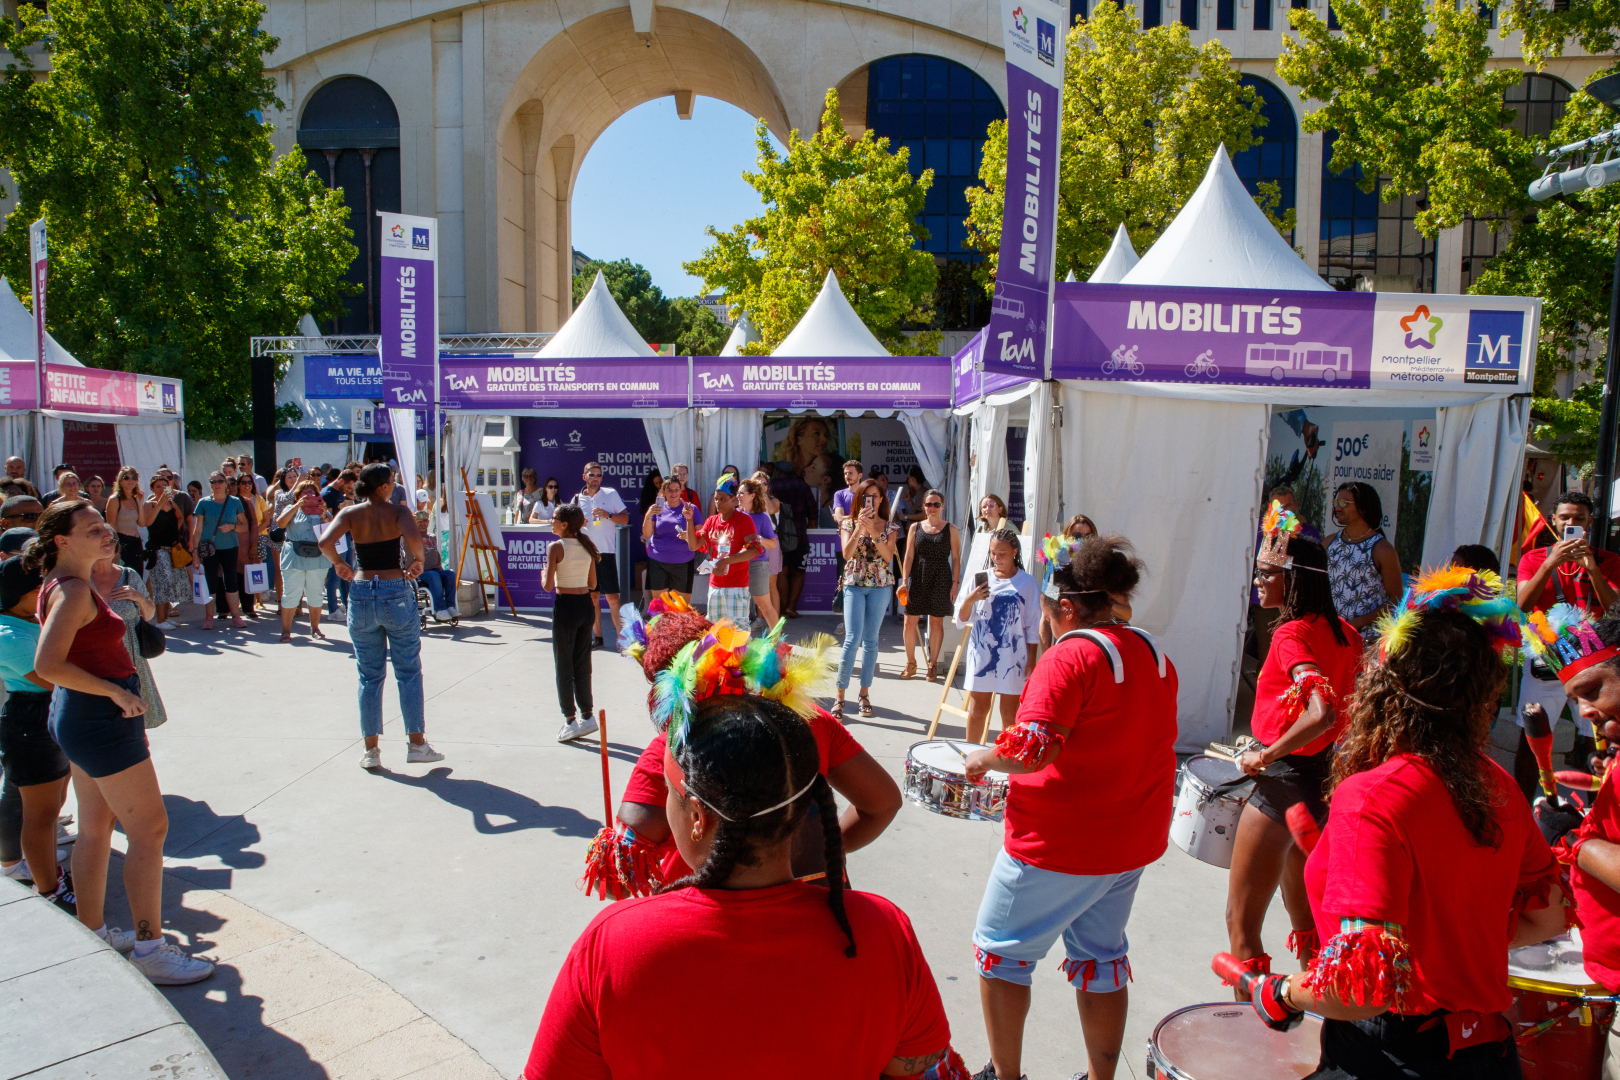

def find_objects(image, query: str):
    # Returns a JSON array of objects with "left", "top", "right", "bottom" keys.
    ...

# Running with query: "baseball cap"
[
  {"left": 0, "top": 527, "right": 35, "bottom": 557},
  {"left": 0, "top": 550, "right": 41, "bottom": 609}
]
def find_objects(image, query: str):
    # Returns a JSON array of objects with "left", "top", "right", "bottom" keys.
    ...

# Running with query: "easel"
[{"left": 455, "top": 467, "right": 518, "bottom": 617}]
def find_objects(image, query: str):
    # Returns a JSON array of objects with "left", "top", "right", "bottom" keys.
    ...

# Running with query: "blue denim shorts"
[
  {"left": 972, "top": 849, "right": 1142, "bottom": 990},
  {"left": 47, "top": 674, "right": 147, "bottom": 779}
]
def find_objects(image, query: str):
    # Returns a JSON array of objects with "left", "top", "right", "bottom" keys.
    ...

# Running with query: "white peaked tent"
[
  {"left": 1063, "top": 271, "right": 1076, "bottom": 283},
  {"left": 718, "top": 310, "right": 761, "bottom": 357},
  {"left": 1088, "top": 224, "right": 1141, "bottom": 285},
  {"left": 773, "top": 270, "right": 889, "bottom": 357},
  {"left": 1121, "top": 146, "right": 1328, "bottom": 292},
  {"left": 540, "top": 271, "right": 659, "bottom": 359},
  {"left": 0, "top": 277, "right": 85, "bottom": 367}
]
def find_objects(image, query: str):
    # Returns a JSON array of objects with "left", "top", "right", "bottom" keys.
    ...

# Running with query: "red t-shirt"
[
  {"left": 1570, "top": 768, "right": 1620, "bottom": 992},
  {"left": 1250, "top": 614, "right": 1363, "bottom": 755},
  {"left": 1517, "top": 545, "right": 1620, "bottom": 615},
  {"left": 524, "top": 882, "right": 951, "bottom": 1079},
  {"left": 1004, "top": 627, "right": 1179, "bottom": 875},
  {"left": 698, "top": 512, "right": 758, "bottom": 589},
  {"left": 1304, "top": 754, "right": 1557, "bottom": 1015},
  {"left": 620, "top": 708, "right": 865, "bottom": 881}
]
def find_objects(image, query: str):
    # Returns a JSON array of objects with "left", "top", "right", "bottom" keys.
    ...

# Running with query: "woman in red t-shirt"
[
  {"left": 582, "top": 592, "right": 900, "bottom": 898},
  {"left": 1228, "top": 523, "right": 1362, "bottom": 975},
  {"left": 1232, "top": 606, "right": 1567, "bottom": 1077},
  {"left": 528, "top": 656, "right": 962, "bottom": 1078}
]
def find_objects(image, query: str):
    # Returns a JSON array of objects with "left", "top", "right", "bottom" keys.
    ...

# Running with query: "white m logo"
[{"left": 1476, "top": 335, "right": 1512, "bottom": 365}]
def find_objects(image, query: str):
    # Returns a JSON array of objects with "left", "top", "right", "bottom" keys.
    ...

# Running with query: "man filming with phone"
[{"left": 1514, "top": 491, "right": 1620, "bottom": 800}]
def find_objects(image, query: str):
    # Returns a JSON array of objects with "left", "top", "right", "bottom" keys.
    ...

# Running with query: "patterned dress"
[
  {"left": 1328, "top": 531, "right": 1389, "bottom": 642},
  {"left": 109, "top": 566, "right": 167, "bottom": 728}
]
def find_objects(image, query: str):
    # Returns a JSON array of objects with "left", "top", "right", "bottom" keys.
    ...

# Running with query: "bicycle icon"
[
  {"left": 1102, "top": 344, "right": 1144, "bottom": 376},
  {"left": 1184, "top": 350, "right": 1220, "bottom": 379}
]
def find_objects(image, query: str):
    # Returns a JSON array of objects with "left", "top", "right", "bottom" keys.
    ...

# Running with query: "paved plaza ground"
[{"left": 79, "top": 601, "right": 1298, "bottom": 1080}]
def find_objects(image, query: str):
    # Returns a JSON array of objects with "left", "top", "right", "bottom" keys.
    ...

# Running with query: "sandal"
[
  {"left": 858, "top": 695, "right": 874, "bottom": 718},
  {"left": 900, "top": 660, "right": 917, "bottom": 680},
  {"left": 926, "top": 660, "right": 941, "bottom": 682},
  {"left": 832, "top": 699, "right": 845, "bottom": 720}
]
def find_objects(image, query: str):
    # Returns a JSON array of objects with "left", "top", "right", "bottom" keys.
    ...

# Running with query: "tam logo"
[
  {"left": 540, "top": 438, "right": 558, "bottom": 448},
  {"left": 446, "top": 373, "right": 480, "bottom": 392},
  {"left": 698, "top": 371, "right": 735, "bottom": 390},
  {"left": 390, "top": 386, "right": 427, "bottom": 404},
  {"left": 1399, "top": 305, "right": 1442, "bottom": 349}
]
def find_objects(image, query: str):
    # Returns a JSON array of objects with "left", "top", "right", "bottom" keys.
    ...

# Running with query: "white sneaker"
[
  {"left": 152, "top": 620, "right": 178, "bottom": 630},
  {"left": 557, "top": 715, "right": 599, "bottom": 743},
  {"left": 406, "top": 742, "right": 445, "bottom": 763},
  {"left": 99, "top": 926, "right": 138, "bottom": 953},
  {"left": 1, "top": 860, "right": 29, "bottom": 883},
  {"left": 128, "top": 941, "right": 214, "bottom": 985},
  {"left": 436, "top": 609, "right": 454, "bottom": 621},
  {"left": 359, "top": 746, "right": 381, "bottom": 769}
]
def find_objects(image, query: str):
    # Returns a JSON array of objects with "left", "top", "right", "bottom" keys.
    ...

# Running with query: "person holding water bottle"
[{"left": 687, "top": 475, "right": 758, "bottom": 626}]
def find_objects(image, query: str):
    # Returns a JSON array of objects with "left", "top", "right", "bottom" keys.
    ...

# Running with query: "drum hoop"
[
  {"left": 1508, "top": 974, "right": 1610, "bottom": 996},
  {"left": 1149, "top": 1000, "right": 1322, "bottom": 1079}
]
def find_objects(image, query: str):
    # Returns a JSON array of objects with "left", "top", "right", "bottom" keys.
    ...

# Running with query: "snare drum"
[
  {"left": 903, "top": 740, "right": 1009, "bottom": 822},
  {"left": 1508, "top": 932, "right": 1614, "bottom": 1080},
  {"left": 1147, "top": 1002, "right": 1321, "bottom": 1079},
  {"left": 1169, "top": 755, "right": 1253, "bottom": 870}
]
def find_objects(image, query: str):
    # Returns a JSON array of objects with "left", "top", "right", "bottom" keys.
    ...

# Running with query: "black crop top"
[{"left": 354, "top": 537, "right": 402, "bottom": 571}]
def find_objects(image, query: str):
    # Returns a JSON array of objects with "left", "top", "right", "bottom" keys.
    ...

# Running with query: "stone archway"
[{"left": 494, "top": 6, "right": 790, "bottom": 332}]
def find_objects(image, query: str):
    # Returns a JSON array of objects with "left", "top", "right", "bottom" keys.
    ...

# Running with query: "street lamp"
[{"left": 1530, "top": 72, "right": 1620, "bottom": 547}]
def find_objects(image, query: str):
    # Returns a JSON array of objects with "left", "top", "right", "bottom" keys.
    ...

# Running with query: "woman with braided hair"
[
  {"left": 1228, "top": 579, "right": 1568, "bottom": 1078},
  {"left": 528, "top": 647, "right": 964, "bottom": 1078},
  {"left": 581, "top": 593, "right": 900, "bottom": 899},
  {"left": 1226, "top": 504, "right": 1362, "bottom": 980}
]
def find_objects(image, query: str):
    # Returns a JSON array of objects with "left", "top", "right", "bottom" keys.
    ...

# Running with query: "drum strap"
[{"left": 1056, "top": 626, "right": 1168, "bottom": 684}]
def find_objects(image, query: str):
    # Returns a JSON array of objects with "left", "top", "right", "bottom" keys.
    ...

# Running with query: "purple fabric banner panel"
[
  {"left": 688, "top": 357, "right": 951, "bottom": 410},
  {"left": 439, "top": 357, "right": 688, "bottom": 410},
  {"left": 983, "top": 0, "right": 1067, "bottom": 379},
  {"left": 1050, "top": 282, "right": 1376, "bottom": 389},
  {"left": 378, "top": 212, "right": 436, "bottom": 408}
]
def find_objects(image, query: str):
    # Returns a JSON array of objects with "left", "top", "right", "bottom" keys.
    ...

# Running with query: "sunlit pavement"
[{"left": 87, "top": 603, "right": 1297, "bottom": 1079}]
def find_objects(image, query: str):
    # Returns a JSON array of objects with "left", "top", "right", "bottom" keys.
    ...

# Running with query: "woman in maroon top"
[
  {"left": 1228, "top": 522, "right": 1361, "bottom": 977},
  {"left": 33, "top": 499, "right": 213, "bottom": 986}
]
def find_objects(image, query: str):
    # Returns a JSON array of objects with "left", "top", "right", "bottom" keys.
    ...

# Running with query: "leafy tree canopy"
[
  {"left": 684, "top": 89, "right": 940, "bottom": 356},
  {"left": 966, "top": 3, "right": 1277, "bottom": 286},
  {"left": 0, "top": 0, "right": 356, "bottom": 444}
]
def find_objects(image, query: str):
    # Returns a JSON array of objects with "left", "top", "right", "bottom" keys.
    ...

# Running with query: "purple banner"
[
  {"left": 953, "top": 330, "right": 1034, "bottom": 403},
  {"left": 1050, "top": 283, "right": 1376, "bottom": 389},
  {"left": 688, "top": 357, "right": 951, "bottom": 410},
  {"left": 379, "top": 212, "right": 436, "bottom": 408},
  {"left": 797, "top": 529, "right": 843, "bottom": 612},
  {"left": 440, "top": 357, "right": 688, "bottom": 410},
  {"left": 984, "top": 0, "right": 1066, "bottom": 379}
]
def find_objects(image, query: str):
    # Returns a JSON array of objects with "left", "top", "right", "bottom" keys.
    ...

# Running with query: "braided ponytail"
[{"left": 812, "top": 774, "right": 856, "bottom": 957}]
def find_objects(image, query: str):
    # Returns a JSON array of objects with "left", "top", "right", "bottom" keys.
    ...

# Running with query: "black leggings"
[
  {"left": 202, "top": 550, "right": 239, "bottom": 603},
  {"left": 553, "top": 593, "right": 595, "bottom": 719}
]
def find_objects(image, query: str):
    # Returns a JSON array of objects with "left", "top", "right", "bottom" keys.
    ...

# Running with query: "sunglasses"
[
  {"left": 586, "top": 472, "right": 602, "bottom": 478},
  {"left": 545, "top": 483, "right": 558, "bottom": 489},
  {"left": 924, "top": 501, "right": 943, "bottom": 508},
  {"left": 5, "top": 511, "right": 39, "bottom": 521},
  {"left": 210, "top": 480, "right": 225, "bottom": 485}
]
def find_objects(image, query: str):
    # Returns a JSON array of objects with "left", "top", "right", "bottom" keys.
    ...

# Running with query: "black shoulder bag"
[{"left": 125, "top": 568, "right": 165, "bottom": 659}]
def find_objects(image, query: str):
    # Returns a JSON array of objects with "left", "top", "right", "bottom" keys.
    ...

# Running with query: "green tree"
[
  {"left": 684, "top": 89, "right": 939, "bottom": 356},
  {"left": 571, "top": 258, "right": 733, "bottom": 354},
  {"left": 1497, "top": 0, "right": 1620, "bottom": 66},
  {"left": 965, "top": 3, "right": 1275, "bottom": 286},
  {"left": 1275, "top": 0, "right": 1533, "bottom": 237},
  {"left": 0, "top": 0, "right": 356, "bottom": 444}
]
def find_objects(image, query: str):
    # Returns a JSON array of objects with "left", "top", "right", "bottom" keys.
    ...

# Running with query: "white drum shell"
[{"left": 1169, "top": 755, "right": 1251, "bottom": 870}]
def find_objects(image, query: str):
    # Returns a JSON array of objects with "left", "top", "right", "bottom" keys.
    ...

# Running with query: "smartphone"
[
  {"left": 974, "top": 571, "right": 989, "bottom": 590},
  {"left": 864, "top": 494, "right": 876, "bottom": 513},
  {"left": 656, "top": 495, "right": 667, "bottom": 510},
  {"left": 1566, "top": 525, "right": 1587, "bottom": 541}
]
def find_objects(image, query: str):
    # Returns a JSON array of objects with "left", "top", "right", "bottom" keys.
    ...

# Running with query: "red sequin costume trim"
[
  {"left": 1278, "top": 670, "right": 1335, "bottom": 724},
  {"left": 1060, "top": 955, "right": 1132, "bottom": 991},
  {"left": 579, "top": 824, "right": 664, "bottom": 901},
  {"left": 992, "top": 721, "right": 1064, "bottom": 770},
  {"left": 1302, "top": 920, "right": 1411, "bottom": 1008},
  {"left": 1287, "top": 929, "right": 1320, "bottom": 961}
]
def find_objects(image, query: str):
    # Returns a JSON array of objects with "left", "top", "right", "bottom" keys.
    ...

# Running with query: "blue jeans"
[
  {"left": 419, "top": 569, "right": 457, "bottom": 611},
  {"left": 837, "top": 585, "right": 890, "bottom": 689},
  {"left": 347, "top": 578, "right": 424, "bottom": 738},
  {"left": 325, "top": 546, "right": 354, "bottom": 613}
]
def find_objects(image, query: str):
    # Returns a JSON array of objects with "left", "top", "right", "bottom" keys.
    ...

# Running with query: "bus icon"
[
  {"left": 1244, "top": 342, "right": 1353, "bottom": 383},
  {"left": 991, "top": 289, "right": 1025, "bottom": 320}
]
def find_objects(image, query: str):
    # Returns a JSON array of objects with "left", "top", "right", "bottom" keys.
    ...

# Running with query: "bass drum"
[
  {"left": 1509, "top": 932, "right": 1614, "bottom": 1080},
  {"left": 1148, "top": 1003, "right": 1321, "bottom": 1079},
  {"left": 1169, "top": 755, "right": 1252, "bottom": 869}
]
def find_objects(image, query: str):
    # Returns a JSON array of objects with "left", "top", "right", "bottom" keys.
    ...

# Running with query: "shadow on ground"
[{"left": 378, "top": 766, "right": 601, "bottom": 835}]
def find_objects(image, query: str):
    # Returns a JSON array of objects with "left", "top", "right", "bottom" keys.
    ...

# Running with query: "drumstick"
[
  {"left": 1285, "top": 803, "right": 1321, "bottom": 855},
  {"left": 597, "top": 708, "right": 612, "bottom": 827},
  {"left": 1523, "top": 704, "right": 1560, "bottom": 800},
  {"left": 1556, "top": 769, "right": 1605, "bottom": 792}
]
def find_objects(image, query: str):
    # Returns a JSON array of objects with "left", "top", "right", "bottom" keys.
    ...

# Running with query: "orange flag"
[{"left": 1511, "top": 492, "right": 1548, "bottom": 567}]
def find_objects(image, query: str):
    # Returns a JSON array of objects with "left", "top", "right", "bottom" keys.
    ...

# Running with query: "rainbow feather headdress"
[
  {"left": 1258, "top": 500, "right": 1307, "bottom": 570},
  {"left": 1522, "top": 602, "right": 1620, "bottom": 684},
  {"left": 1037, "top": 532, "right": 1087, "bottom": 600},
  {"left": 1373, "top": 566, "right": 1522, "bottom": 663},
  {"left": 651, "top": 619, "right": 837, "bottom": 747},
  {"left": 616, "top": 590, "right": 697, "bottom": 663}
]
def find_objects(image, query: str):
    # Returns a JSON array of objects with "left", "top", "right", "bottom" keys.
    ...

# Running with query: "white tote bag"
[
  {"left": 190, "top": 565, "right": 210, "bottom": 605},
  {"left": 242, "top": 563, "right": 270, "bottom": 594}
]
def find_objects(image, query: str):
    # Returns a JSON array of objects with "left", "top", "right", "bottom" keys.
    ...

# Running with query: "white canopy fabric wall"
[
  {"left": 643, "top": 414, "right": 698, "bottom": 483},
  {"left": 1421, "top": 396, "right": 1532, "bottom": 570},
  {"left": 1056, "top": 385, "right": 1269, "bottom": 751},
  {"left": 697, "top": 409, "right": 764, "bottom": 497},
  {"left": 113, "top": 420, "right": 187, "bottom": 485},
  {"left": 0, "top": 413, "right": 31, "bottom": 468},
  {"left": 898, "top": 410, "right": 951, "bottom": 498}
]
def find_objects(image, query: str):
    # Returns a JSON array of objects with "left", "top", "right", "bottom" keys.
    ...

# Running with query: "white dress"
[{"left": 958, "top": 569, "right": 1042, "bottom": 694}]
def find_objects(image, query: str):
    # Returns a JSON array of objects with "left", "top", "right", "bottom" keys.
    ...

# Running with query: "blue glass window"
[
  {"left": 867, "top": 54, "right": 1007, "bottom": 330},
  {"left": 1318, "top": 131, "right": 1434, "bottom": 291},
  {"left": 1255, "top": 0, "right": 1272, "bottom": 31},
  {"left": 1230, "top": 76, "right": 1297, "bottom": 244},
  {"left": 1218, "top": 0, "right": 1236, "bottom": 29}
]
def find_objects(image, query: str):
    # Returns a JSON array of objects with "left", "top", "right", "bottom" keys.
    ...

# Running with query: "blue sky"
[{"left": 570, "top": 96, "right": 786, "bottom": 299}]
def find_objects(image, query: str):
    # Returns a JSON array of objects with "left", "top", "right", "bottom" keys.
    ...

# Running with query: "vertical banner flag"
[
  {"left": 29, "top": 217, "right": 46, "bottom": 380},
  {"left": 378, "top": 212, "right": 437, "bottom": 409},
  {"left": 984, "top": 0, "right": 1066, "bottom": 381}
]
